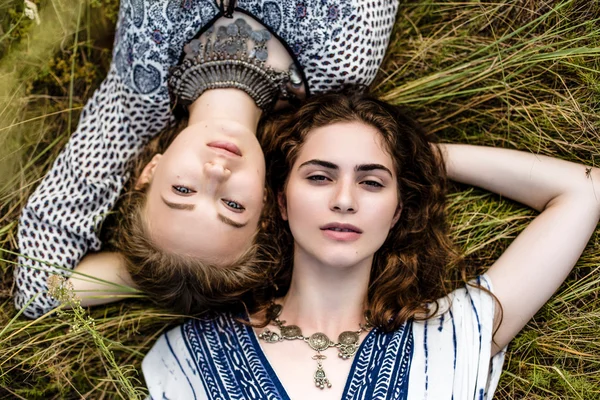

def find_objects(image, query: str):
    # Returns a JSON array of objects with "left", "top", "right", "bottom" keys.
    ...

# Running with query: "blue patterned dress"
[
  {"left": 143, "top": 275, "right": 506, "bottom": 399},
  {"left": 14, "top": 0, "right": 399, "bottom": 318}
]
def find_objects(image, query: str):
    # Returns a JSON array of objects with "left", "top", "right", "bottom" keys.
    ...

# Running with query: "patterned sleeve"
[
  {"left": 408, "top": 274, "right": 506, "bottom": 399},
  {"left": 12, "top": 0, "right": 218, "bottom": 318},
  {"left": 13, "top": 67, "right": 172, "bottom": 319}
]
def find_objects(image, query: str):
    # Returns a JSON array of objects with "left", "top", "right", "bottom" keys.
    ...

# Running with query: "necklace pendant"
[
  {"left": 260, "top": 304, "right": 372, "bottom": 390},
  {"left": 308, "top": 332, "right": 332, "bottom": 352},
  {"left": 337, "top": 331, "right": 360, "bottom": 359},
  {"left": 280, "top": 324, "right": 303, "bottom": 340},
  {"left": 258, "top": 328, "right": 281, "bottom": 343},
  {"left": 313, "top": 360, "right": 332, "bottom": 390},
  {"left": 338, "top": 343, "right": 359, "bottom": 359}
]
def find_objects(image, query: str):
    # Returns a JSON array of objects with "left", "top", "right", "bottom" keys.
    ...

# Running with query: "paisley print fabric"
[{"left": 113, "top": 0, "right": 398, "bottom": 96}]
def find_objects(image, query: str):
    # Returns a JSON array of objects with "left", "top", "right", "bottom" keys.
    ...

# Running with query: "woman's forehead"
[{"left": 298, "top": 122, "right": 393, "bottom": 164}]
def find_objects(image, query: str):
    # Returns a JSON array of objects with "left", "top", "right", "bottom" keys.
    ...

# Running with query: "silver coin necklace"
[{"left": 258, "top": 303, "right": 371, "bottom": 389}]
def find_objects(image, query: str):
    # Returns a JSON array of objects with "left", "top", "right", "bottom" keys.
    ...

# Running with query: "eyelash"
[
  {"left": 363, "top": 180, "right": 384, "bottom": 188},
  {"left": 307, "top": 175, "right": 385, "bottom": 188},
  {"left": 223, "top": 199, "right": 245, "bottom": 211},
  {"left": 172, "top": 185, "right": 195, "bottom": 195},
  {"left": 172, "top": 186, "right": 244, "bottom": 211},
  {"left": 307, "top": 175, "right": 330, "bottom": 182}
]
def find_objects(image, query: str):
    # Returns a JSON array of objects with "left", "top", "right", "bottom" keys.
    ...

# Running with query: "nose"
[
  {"left": 204, "top": 162, "right": 231, "bottom": 185},
  {"left": 330, "top": 179, "right": 357, "bottom": 213}
]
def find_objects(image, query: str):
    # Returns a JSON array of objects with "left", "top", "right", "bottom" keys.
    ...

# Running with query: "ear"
[
  {"left": 277, "top": 191, "right": 288, "bottom": 221},
  {"left": 135, "top": 154, "right": 162, "bottom": 190},
  {"left": 391, "top": 202, "right": 402, "bottom": 228}
]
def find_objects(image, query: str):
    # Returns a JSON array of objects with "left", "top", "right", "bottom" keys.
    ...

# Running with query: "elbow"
[
  {"left": 544, "top": 166, "right": 600, "bottom": 218},
  {"left": 562, "top": 166, "right": 600, "bottom": 219},
  {"left": 584, "top": 167, "right": 600, "bottom": 217}
]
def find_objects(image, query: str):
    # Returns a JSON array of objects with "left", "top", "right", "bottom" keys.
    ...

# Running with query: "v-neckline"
[{"left": 244, "top": 323, "right": 378, "bottom": 400}]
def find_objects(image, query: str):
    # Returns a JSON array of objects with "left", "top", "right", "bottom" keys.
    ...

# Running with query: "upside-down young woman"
[{"left": 14, "top": 0, "right": 399, "bottom": 318}]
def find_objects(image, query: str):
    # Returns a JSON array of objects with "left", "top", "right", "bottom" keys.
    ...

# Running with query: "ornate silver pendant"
[
  {"left": 312, "top": 356, "right": 332, "bottom": 390},
  {"left": 257, "top": 303, "right": 372, "bottom": 391},
  {"left": 308, "top": 332, "right": 332, "bottom": 352},
  {"left": 280, "top": 325, "right": 303, "bottom": 340},
  {"left": 258, "top": 328, "right": 281, "bottom": 343},
  {"left": 337, "top": 331, "right": 360, "bottom": 359}
]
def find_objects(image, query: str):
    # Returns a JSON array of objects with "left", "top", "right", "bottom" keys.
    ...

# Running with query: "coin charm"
[
  {"left": 258, "top": 328, "right": 281, "bottom": 343},
  {"left": 308, "top": 332, "right": 332, "bottom": 352},
  {"left": 338, "top": 344, "right": 359, "bottom": 359},
  {"left": 338, "top": 331, "right": 359, "bottom": 345},
  {"left": 337, "top": 331, "right": 360, "bottom": 359},
  {"left": 281, "top": 325, "right": 302, "bottom": 339}
]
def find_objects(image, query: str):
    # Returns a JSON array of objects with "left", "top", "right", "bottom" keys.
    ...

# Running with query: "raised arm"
[
  {"left": 14, "top": 69, "right": 172, "bottom": 318},
  {"left": 439, "top": 143, "right": 600, "bottom": 355},
  {"left": 13, "top": 0, "right": 220, "bottom": 318},
  {"left": 67, "top": 252, "right": 137, "bottom": 307}
]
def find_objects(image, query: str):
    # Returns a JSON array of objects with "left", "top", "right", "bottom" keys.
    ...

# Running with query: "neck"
[
  {"left": 188, "top": 88, "right": 262, "bottom": 133},
  {"left": 278, "top": 249, "right": 373, "bottom": 338}
]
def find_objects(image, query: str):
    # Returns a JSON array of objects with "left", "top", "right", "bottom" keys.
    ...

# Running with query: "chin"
[{"left": 316, "top": 251, "right": 367, "bottom": 270}]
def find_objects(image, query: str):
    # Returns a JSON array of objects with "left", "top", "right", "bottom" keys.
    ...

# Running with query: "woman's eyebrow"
[
  {"left": 162, "top": 196, "right": 195, "bottom": 210},
  {"left": 298, "top": 160, "right": 393, "bottom": 177},
  {"left": 356, "top": 164, "right": 393, "bottom": 177},
  {"left": 298, "top": 159, "right": 338, "bottom": 169},
  {"left": 218, "top": 214, "right": 248, "bottom": 229}
]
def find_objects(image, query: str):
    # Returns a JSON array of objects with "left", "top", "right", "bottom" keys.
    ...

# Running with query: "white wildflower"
[{"left": 24, "top": 0, "right": 40, "bottom": 25}]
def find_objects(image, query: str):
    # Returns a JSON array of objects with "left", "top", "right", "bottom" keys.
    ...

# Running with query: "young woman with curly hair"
[{"left": 143, "top": 92, "right": 600, "bottom": 399}]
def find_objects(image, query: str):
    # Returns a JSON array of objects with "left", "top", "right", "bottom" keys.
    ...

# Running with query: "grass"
[{"left": 1, "top": 0, "right": 599, "bottom": 398}]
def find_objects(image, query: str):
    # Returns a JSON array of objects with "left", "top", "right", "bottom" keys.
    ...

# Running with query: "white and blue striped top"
[{"left": 143, "top": 275, "right": 506, "bottom": 399}]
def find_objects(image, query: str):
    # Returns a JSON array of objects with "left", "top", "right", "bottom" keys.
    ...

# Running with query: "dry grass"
[{"left": 1, "top": 0, "right": 599, "bottom": 398}]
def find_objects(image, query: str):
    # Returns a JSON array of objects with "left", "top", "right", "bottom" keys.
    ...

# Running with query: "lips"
[
  {"left": 320, "top": 223, "right": 362, "bottom": 241},
  {"left": 207, "top": 141, "right": 242, "bottom": 157}
]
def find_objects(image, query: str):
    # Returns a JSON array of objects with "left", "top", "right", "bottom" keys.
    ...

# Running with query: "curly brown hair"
[{"left": 257, "top": 92, "right": 466, "bottom": 331}]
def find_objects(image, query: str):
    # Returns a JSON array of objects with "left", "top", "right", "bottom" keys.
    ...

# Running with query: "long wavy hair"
[{"left": 256, "top": 92, "right": 466, "bottom": 331}]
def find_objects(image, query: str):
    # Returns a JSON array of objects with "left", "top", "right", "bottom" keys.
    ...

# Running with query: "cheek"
[
  {"left": 366, "top": 193, "right": 399, "bottom": 228},
  {"left": 284, "top": 183, "right": 304, "bottom": 221},
  {"left": 242, "top": 165, "right": 266, "bottom": 192},
  {"left": 234, "top": 169, "right": 264, "bottom": 194},
  {"left": 284, "top": 180, "right": 321, "bottom": 224}
]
